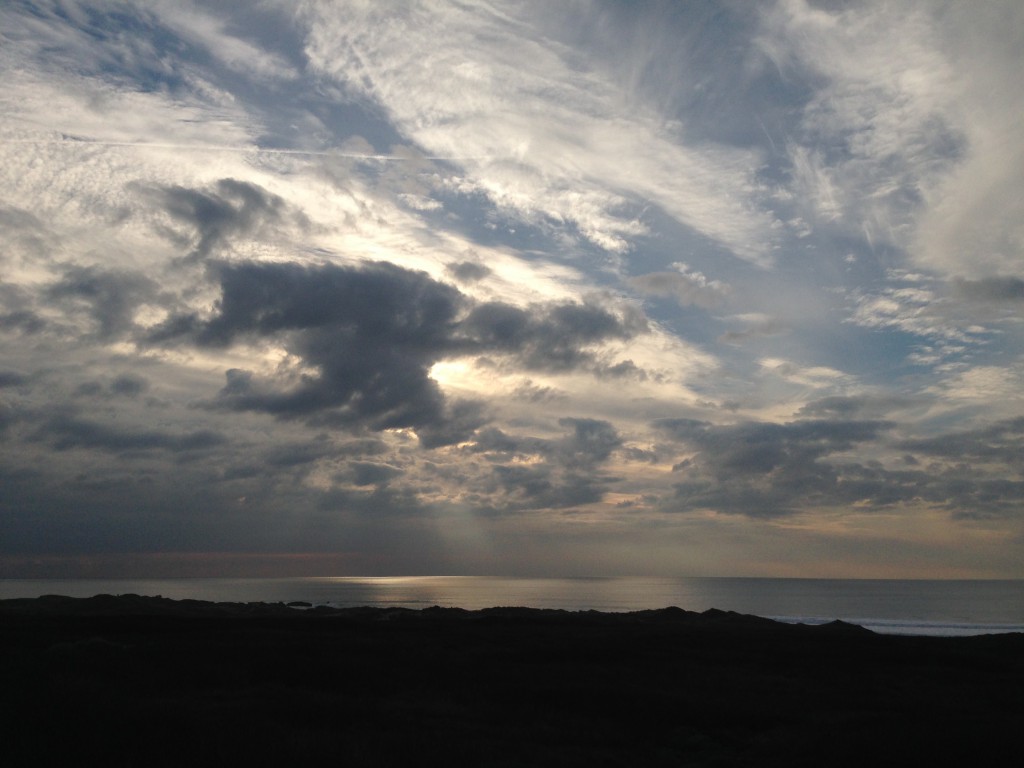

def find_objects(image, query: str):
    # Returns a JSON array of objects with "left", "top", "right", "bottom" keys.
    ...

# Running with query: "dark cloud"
[
  {"left": 655, "top": 418, "right": 893, "bottom": 516},
  {"left": 470, "top": 418, "right": 621, "bottom": 469},
  {"left": 469, "top": 426, "right": 532, "bottom": 458},
  {"left": 594, "top": 359, "right": 648, "bottom": 380},
  {"left": 657, "top": 418, "right": 889, "bottom": 472},
  {"left": 798, "top": 395, "right": 921, "bottom": 419},
  {"left": 897, "top": 417, "right": 1024, "bottom": 470},
  {"left": 348, "top": 461, "right": 403, "bottom": 487},
  {"left": 150, "top": 259, "right": 645, "bottom": 447},
  {"left": 555, "top": 417, "right": 622, "bottom": 469},
  {"left": 511, "top": 380, "right": 566, "bottom": 403},
  {"left": 152, "top": 259, "right": 472, "bottom": 443},
  {"left": 0, "top": 310, "right": 46, "bottom": 335},
  {"left": 264, "top": 441, "right": 333, "bottom": 468},
  {"left": 446, "top": 261, "right": 491, "bottom": 283},
  {"left": 415, "top": 399, "right": 488, "bottom": 449},
  {"left": 47, "top": 265, "right": 157, "bottom": 339},
  {"left": 466, "top": 418, "right": 622, "bottom": 511},
  {"left": 489, "top": 463, "right": 612, "bottom": 510},
  {"left": 110, "top": 374, "right": 150, "bottom": 398},
  {"left": 0, "top": 402, "right": 17, "bottom": 434},
  {"left": 952, "top": 276, "right": 1024, "bottom": 302},
  {"left": 0, "top": 371, "right": 27, "bottom": 388},
  {"left": 75, "top": 382, "right": 104, "bottom": 397},
  {"left": 142, "top": 178, "right": 301, "bottom": 261},
  {"left": 655, "top": 416, "right": 1024, "bottom": 518},
  {"left": 335, "top": 438, "right": 391, "bottom": 457},
  {"left": 0, "top": 205, "right": 55, "bottom": 264},
  {"left": 36, "top": 413, "right": 227, "bottom": 456},
  {"left": 73, "top": 375, "right": 151, "bottom": 399},
  {"left": 459, "top": 297, "right": 645, "bottom": 372}
]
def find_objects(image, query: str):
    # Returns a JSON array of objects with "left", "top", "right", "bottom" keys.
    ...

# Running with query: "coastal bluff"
[{"left": 2, "top": 594, "right": 1021, "bottom": 766}]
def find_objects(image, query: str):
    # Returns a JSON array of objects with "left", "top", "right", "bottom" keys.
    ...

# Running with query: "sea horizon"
[{"left": 3, "top": 575, "right": 1023, "bottom": 637}]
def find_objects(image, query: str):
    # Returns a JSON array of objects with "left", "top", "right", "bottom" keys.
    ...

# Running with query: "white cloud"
[
  {"left": 152, "top": 0, "right": 300, "bottom": 83},
  {"left": 300, "top": 0, "right": 777, "bottom": 265},
  {"left": 911, "top": 3, "right": 1024, "bottom": 279},
  {"left": 757, "top": 0, "right": 1024, "bottom": 285},
  {"left": 759, "top": 0, "right": 963, "bottom": 249}
]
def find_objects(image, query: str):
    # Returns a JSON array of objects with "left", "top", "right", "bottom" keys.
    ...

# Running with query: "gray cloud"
[
  {"left": 488, "top": 464, "right": 612, "bottom": 510},
  {"left": 656, "top": 418, "right": 893, "bottom": 516},
  {"left": 655, "top": 416, "right": 1024, "bottom": 519},
  {"left": 264, "top": 441, "right": 334, "bottom": 469},
  {"left": 629, "top": 270, "right": 730, "bottom": 309},
  {"left": 951, "top": 276, "right": 1024, "bottom": 302},
  {"left": 348, "top": 461, "right": 403, "bottom": 487},
  {"left": 0, "top": 310, "right": 46, "bottom": 335},
  {"left": 153, "top": 259, "right": 470, "bottom": 443},
  {"left": 555, "top": 417, "right": 623, "bottom": 469},
  {"left": 47, "top": 265, "right": 157, "bottom": 339},
  {"left": 466, "top": 418, "right": 623, "bottom": 512},
  {"left": 459, "top": 298, "right": 646, "bottom": 372},
  {"left": 798, "top": 395, "right": 923, "bottom": 419},
  {"left": 36, "top": 413, "right": 227, "bottom": 456},
  {"left": 141, "top": 178, "right": 300, "bottom": 261},
  {"left": 109, "top": 374, "right": 150, "bottom": 398},
  {"left": 0, "top": 371, "right": 27, "bottom": 388},
  {"left": 446, "top": 260, "right": 491, "bottom": 283},
  {"left": 897, "top": 417, "right": 1024, "bottom": 470},
  {"left": 150, "top": 259, "right": 644, "bottom": 447},
  {"left": 717, "top": 318, "right": 788, "bottom": 345},
  {"left": 4, "top": 0, "right": 1023, "bottom": 577}
]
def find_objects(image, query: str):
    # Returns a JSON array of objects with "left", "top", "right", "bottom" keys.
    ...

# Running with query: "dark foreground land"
[{"left": 2, "top": 595, "right": 1022, "bottom": 767}]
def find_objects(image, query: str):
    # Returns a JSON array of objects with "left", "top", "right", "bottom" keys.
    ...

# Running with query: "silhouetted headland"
[{"left": 2, "top": 594, "right": 1020, "bottom": 766}]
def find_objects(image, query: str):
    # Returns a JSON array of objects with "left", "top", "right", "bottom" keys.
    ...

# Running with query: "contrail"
[{"left": 1, "top": 135, "right": 489, "bottom": 162}]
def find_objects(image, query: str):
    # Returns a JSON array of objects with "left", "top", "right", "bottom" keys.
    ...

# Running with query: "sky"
[{"left": 1, "top": 0, "right": 1022, "bottom": 579}]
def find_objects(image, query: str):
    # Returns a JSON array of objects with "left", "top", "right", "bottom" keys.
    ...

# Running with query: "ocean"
[{"left": 2, "top": 576, "right": 1022, "bottom": 636}]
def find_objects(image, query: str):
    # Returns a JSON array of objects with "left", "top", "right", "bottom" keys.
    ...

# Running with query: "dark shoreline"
[{"left": 2, "top": 594, "right": 1022, "bottom": 766}]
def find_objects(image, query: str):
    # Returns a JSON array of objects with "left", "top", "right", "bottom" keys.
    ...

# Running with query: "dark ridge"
[{"left": 1, "top": 594, "right": 1021, "bottom": 767}]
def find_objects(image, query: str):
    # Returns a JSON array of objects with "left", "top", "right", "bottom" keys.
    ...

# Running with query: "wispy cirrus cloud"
[{"left": 301, "top": 0, "right": 778, "bottom": 265}]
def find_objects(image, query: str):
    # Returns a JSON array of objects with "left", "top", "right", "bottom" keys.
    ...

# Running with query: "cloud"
[
  {"left": 462, "top": 417, "right": 623, "bottom": 512},
  {"left": 446, "top": 261, "right": 491, "bottom": 283},
  {"left": 459, "top": 297, "right": 646, "bottom": 373},
  {"left": 2, "top": 1, "right": 1023, "bottom": 577},
  {"left": 140, "top": 178, "right": 300, "bottom": 262},
  {"left": 897, "top": 417, "right": 1024, "bottom": 469},
  {"left": 656, "top": 417, "right": 893, "bottom": 516},
  {"left": 347, "top": 461, "right": 403, "bottom": 488},
  {"left": 910, "top": 2, "right": 1024, "bottom": 279},
  {"left": 109, "top": 374, "right": 150, "bottom": 398},
  {"left": 655, "top": 414, "right": 1024, "bottom": 519},
  {"left": 37, "top": 412, "right": 226, "bottom": 456},
  {"left": 951, "top": 277, "right": 1024, "bottom": 303},
  {"left": 844, "top": 271, "right": 998, "bottom": 367},
  {"left": 758, "top": 0, "right": 964, "bottom": 249},
  {"left": 301, "top": 1, "right": 777, "bottom": 263},
  {"left": 47, "top": 265, "right": 158, "bottom": 339},
  {"left": 0, "top": 371, "right": 28, "bottom": 388},
  {"left": 554, "top": 417, "right": 623, "bottom": 470},
  {"left": 717, "top": 315, "right": 788, "bottom": 345},
  {"left": 155, "top": 259, "right": 471, "bottom": 443},
  {"left": 629, "top": 265, "right": 730, "bottom": 309},
  {"left": 149, "top": 258, "right": 645, "bottom": 447},
  {"left": 150, "top": 0, "right": 301, "bottom": 84},
  {"left": 798, "top": 395, "right": 923, "bottom": 420}
]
